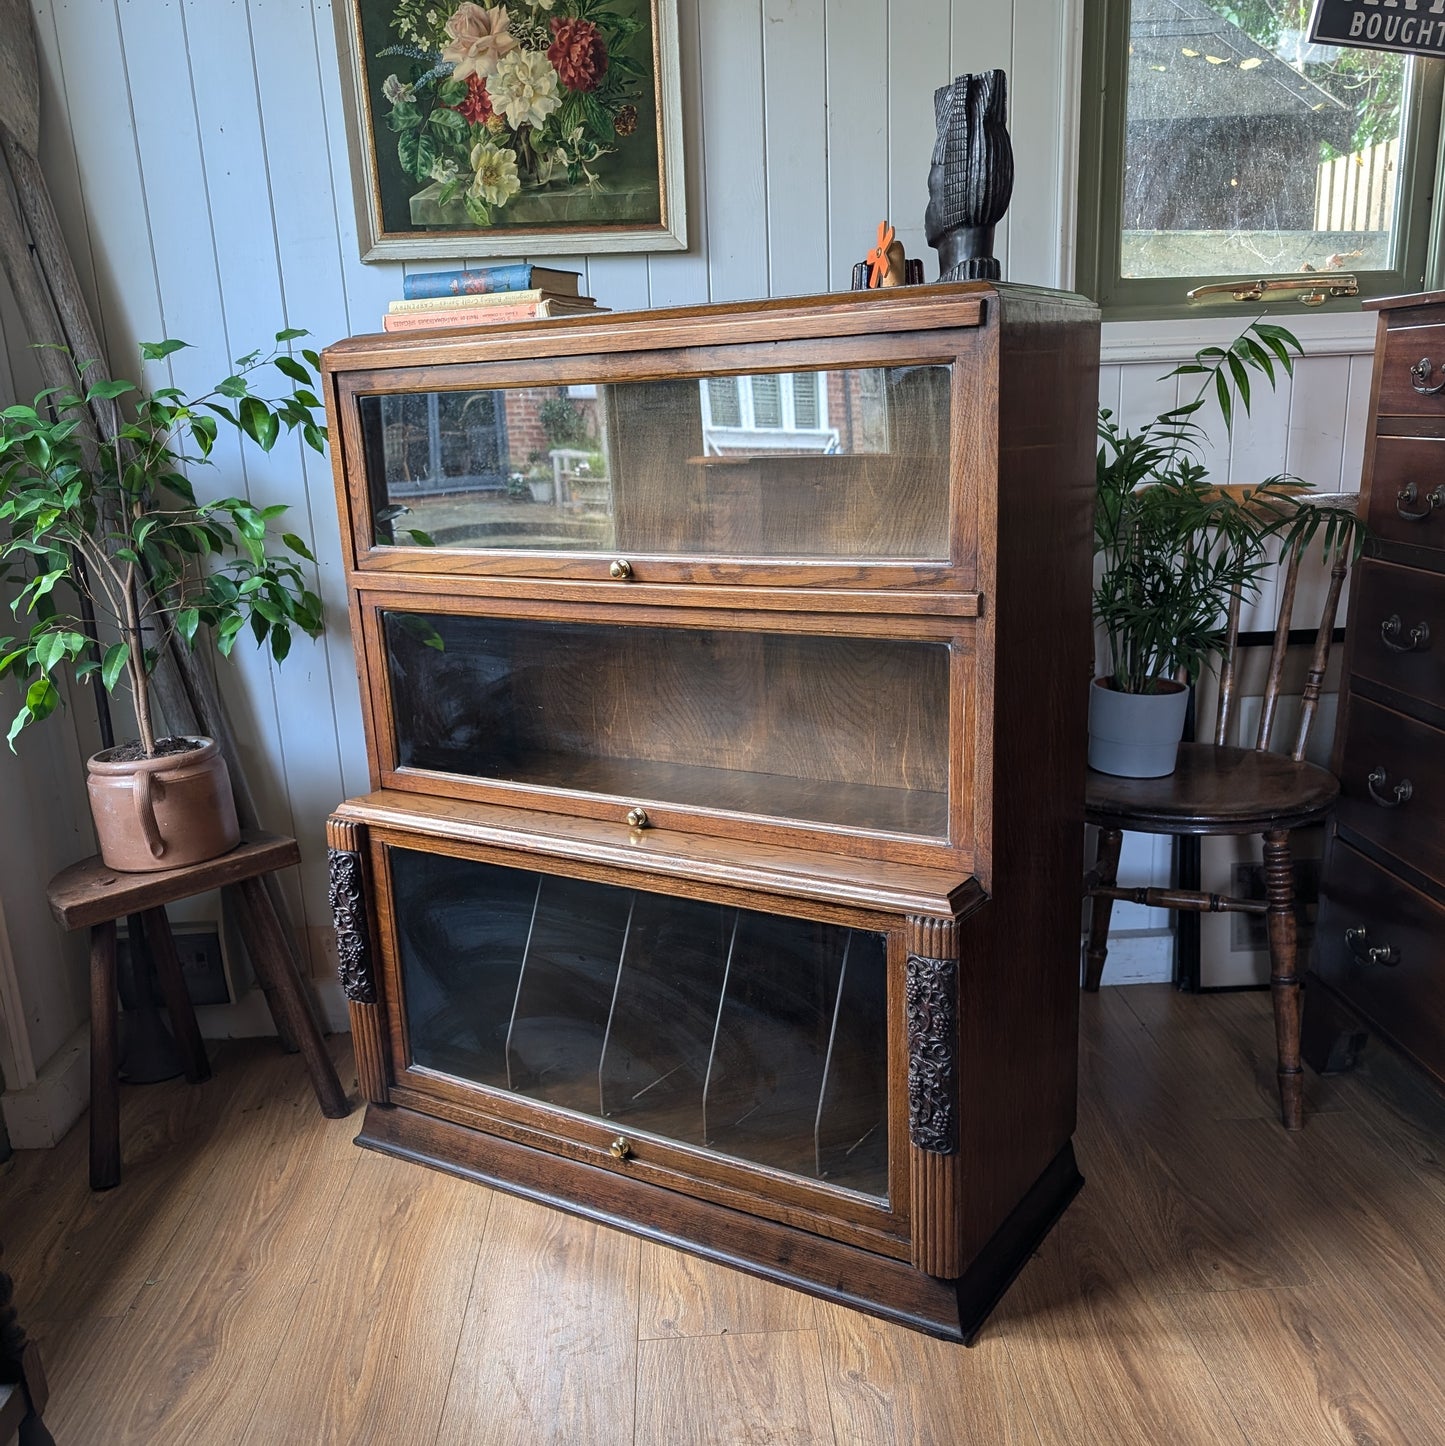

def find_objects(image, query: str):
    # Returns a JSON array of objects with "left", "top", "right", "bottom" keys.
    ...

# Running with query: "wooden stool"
[{"left": 45, "top": 831, "right": 350, "bottom": 1189}]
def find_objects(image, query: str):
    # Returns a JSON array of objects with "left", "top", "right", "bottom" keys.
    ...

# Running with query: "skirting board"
[
  {"left": 192, "top": 978, "right": 350, "bottom": 1039},
  {"left": 1078, "top": 928, "right": 1173, "bottom": 986},
  {"left": 0, "top": 1024, "right": 87, "bottom": 1149}
]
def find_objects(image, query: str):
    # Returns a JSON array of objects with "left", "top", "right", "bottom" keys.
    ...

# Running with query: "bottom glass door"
[{"left": 387, "top": 847, "right": 890, "bottom": 1200}]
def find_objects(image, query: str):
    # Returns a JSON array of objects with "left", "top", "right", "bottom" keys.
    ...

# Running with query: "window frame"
[
  {"left": 1075, "top": 0, "right": 1445, "bottom": 321},
  {"left": 699, "top": 373, "right": 839, "bottom": 454}
]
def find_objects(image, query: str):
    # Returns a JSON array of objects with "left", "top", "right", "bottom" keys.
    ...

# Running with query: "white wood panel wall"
[{"left": 0, "top": 0, "right": 1381, "bottom": 1056}]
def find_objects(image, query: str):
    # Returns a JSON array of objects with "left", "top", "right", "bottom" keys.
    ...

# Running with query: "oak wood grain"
[
  {"left": 436, "top": 1192, "right": 637, "bottom": 1446},
  {"left": 635, "top": 1330, "right": 835, "bottom": 1446},
  {"left": 8, "top": 990, "right": 1445, "bottom": 1442},
  {"left": 245, "top": 1150, "right": 489, "bottom": 1446},
  {"left": 638, "top": 1241, "right": 818, "bottom": 1339},
  {"left": 816, "top": 1301, "right": 1040, "bottom": 1446}
]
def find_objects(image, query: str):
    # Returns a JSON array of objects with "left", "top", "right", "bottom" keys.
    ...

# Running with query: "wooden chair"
[{"left": 1083, "top": 529, "right": 1352, "bottom": 1130}]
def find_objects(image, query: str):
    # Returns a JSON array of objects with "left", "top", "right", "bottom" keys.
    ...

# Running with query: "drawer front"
[
  {"left": 1366, "top": 437, "right": 1445, "bottom": 556},
  {"left": 1378, "top": 321, "right": 1445, "bottom": 417},
  {"left": 1315, "top": 842, "right": 1445, "bottom": 1075},
  {"left": 1335, "top": 695, "right": 1445, "bottom": 884},
  {"left": 1350, "top": 559, "right": 1445, "bottom": 707}
]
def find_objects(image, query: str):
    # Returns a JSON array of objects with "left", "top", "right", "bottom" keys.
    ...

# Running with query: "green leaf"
[
  {"left": 238, "top": 397, "right": 280, "bottom": 451},
  {"left": 387, "top": 100, "right": 422, "bottom": 132},
  {"left": 281, "top": 532, "right": 316, "bottom": 561},
  {"left": 429, "top": 106, "right": 466, "bottom": 137},
  {"left": 274, "top": 355, "right": 312, "bottom": 385},
  {"left": 275, "top": 328, "right": 308, "bottom": 343},
  {"left": 217, "top": 375, "right": 250, "bottom": 399},
  {"left": 216, "top": 613, "right": 246, "bottom": 656},
  {"left": 190, "top": 415, "right": 218, "bottom": 458},
  {"left": 302, "top": 421, "right": 327, "bottom": 453},
  {"left": 177, "top": 608, "right": 200, "bottom": 646},
  {"left": 270, "top": 625, "right": 292, "bottom": 664},
  {"left": 85, "top": 379, "right": 136, "bottom": 401},
  {"left": 101, "top": 642, "right": 130, "bottom": 691},
  {"left": 405, "top": 528, "right": 436, "bottom": 547},
  {"left": 139, "top": 339, "right": 190, "bottom": 360},
  {"left": 25, "top": 676, "right": 59, "bottom": 721},
  {"left": 35, "top": 631, "right": 67, "bottom": 674},
  {"left": 398, "top": 127, "right": 437, "bottom": 179},
  {"left": 463, "top": 191, "right": 490, "bottom": 226}
]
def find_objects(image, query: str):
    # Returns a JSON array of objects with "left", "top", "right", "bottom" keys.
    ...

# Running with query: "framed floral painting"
[{"left": 335, "top": 0, "right": 686, "bottom": 259}]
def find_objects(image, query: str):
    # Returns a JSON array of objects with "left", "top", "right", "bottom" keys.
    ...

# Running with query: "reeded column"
[
  {"left": 906, "top": 915, "right": 963, "bottom": 1278},
  {"left": 327, "top": 815, "right": 390, "bottom": 1105}
]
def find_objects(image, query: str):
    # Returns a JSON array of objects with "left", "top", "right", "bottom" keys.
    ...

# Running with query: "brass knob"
[
  {"left": 609, "top": 1136, "right": 633, "bottom": 1161},
  {"left": 609, "top": 558, "right": 633, "bottom": 580},
  {"left": 626, "top": 806, "right": 649, "bottom": 829}
]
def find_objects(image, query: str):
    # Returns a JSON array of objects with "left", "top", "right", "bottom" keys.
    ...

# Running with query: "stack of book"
[{"left": 381, "top": 264, "right": 606, "bottom": 332}]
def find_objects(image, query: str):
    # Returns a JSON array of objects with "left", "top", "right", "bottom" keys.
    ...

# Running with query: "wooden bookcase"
[{"left": 320, "top": 284, "right": 1100, "bottom": 1341}]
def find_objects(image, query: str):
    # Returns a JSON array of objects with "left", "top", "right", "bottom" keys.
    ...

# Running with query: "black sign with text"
[{"left": 1309, "top": 0, "right": 1445, "bottom": 57}]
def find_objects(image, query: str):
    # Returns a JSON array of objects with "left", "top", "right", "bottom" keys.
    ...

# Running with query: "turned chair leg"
[
  {"left": 1263, "top": 828, "right": 1304, "bottom": 1130},
  {"left": 1084, "top": 827, "right": 1124, "bottom": 992}
]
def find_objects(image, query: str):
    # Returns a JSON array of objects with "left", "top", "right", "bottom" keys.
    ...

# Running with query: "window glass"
[{"left": 1122, "top": 0, "right": 1408, "bottom": 280}]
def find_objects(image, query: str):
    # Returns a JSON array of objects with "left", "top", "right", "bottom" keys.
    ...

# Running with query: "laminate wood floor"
[{"left": 5, "top": 984, "right": 1445, "bottom": 1445}]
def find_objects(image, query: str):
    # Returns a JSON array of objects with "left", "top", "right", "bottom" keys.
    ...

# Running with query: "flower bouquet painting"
[{"left": 337, "top": 0, "right": 686, "bottom": 259}]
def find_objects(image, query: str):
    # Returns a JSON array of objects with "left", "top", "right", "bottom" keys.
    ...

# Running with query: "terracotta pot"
[
  {"left": 86, "top": 736, "right": 241, "bottom": 872},
  {"left": 1087, "top": 677, "right": 1191, "bottom": 778}
]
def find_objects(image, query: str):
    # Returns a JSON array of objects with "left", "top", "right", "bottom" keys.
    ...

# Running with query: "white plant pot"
[
  {"left": 1087, "top": 677, "right": 1191, "bottom": 778},
  {"left": 526, "top": 478, "right": 554, "bottom": 503}
]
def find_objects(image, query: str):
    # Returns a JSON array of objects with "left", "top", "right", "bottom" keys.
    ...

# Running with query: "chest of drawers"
[{"left": 1309, "top": 293, "right": 1445, "bottom": 1085}]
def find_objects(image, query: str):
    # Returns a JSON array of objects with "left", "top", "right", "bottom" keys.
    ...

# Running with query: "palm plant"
[{"left": 1094, "top": 321, "right": 1364, "bottom": 696}]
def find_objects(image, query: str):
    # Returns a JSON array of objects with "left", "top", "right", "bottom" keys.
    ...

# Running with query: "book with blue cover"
[{"left": 402, "top": 264, "right": 582, "bottom": 300}]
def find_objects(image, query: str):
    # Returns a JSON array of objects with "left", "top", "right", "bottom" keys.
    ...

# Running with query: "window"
[
  {"left": 699, "top": 373, "right": 839, "bottom": 454},
  {"left": 1077, "top": 0, "right": 1445, "bottom": 318}
]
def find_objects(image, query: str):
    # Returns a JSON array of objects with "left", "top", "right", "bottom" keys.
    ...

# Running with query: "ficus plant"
[
  {"left": 1095, "top": 321, "right": 1366, "bottom": 695},
  {"left": 0, "top": 330, "right": 327, "bottom": 754}
]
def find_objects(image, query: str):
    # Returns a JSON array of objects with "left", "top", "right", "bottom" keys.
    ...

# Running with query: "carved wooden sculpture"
[{"left": 925, "top": 70, "right": 1014, "bottom": 283}]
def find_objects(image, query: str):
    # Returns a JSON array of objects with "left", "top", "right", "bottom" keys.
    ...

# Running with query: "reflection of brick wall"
[
  {"left": 827, "top": 370, "right": 866, "bottom": 450},
  {"left": 502, "top": 389, "right": 600, "bottom": 467}
]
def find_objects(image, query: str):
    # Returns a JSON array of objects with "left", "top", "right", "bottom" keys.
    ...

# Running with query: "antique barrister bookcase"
[{"left": 320, "top": 284, "right": 1100, "bottom": 1341}]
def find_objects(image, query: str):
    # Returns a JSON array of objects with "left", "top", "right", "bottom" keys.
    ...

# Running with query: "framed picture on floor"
[{"left": 334, "top": 0, "right": 688, "bottom": 260}]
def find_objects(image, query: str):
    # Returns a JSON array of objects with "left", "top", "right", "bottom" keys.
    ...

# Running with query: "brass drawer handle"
[
  {"left": 609, "top": 558, "right": 633, "bottom": 580},
  {"left": 625, "top": 806, "right": 649, "bottom": 829},
  {"left": 1367, "top": 766, "right": 1413, "bottom": 808},
  {"left": 1380, "top": 614, "right": 1431, "bottom": 654},
  {"left": 1396, "top": 481, "right": 1445, "bottom": 522},
  {"left": 1345, "top": 927, "right": 1400, "bottom": 968},
  {"left": 1411, "top": 357, "right": 1445, "bottom": 395},
  {"left": 609, "top": 1136, "right": 633, "bottom": 1161}
]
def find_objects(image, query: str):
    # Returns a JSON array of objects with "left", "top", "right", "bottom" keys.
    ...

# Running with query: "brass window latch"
[{"left": 1186, "top": 274, "right": 1359, "bottom": 307}]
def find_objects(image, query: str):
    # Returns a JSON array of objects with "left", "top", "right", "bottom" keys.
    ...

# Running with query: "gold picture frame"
[{"left": 334, "top": 0, "right": 687, "bottom": 261}]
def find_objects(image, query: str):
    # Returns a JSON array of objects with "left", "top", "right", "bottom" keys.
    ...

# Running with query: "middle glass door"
[{"left": 379, "top": 608, "right": 953, "bottom": 842}]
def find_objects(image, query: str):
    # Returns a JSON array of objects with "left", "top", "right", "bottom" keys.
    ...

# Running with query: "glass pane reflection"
[
  {"left": 359, "top": 365, "right": 951, "bottom": 560},
  {"left": 392, "top": 848, "right": 890, "bottom": 1199}
]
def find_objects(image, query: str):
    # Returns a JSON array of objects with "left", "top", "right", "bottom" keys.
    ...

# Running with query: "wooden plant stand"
[{"left": 46, "top": 831, "right": 350, "bottom": 1189}]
